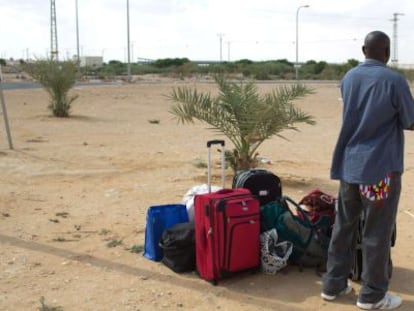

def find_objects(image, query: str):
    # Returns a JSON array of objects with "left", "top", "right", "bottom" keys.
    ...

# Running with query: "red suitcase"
[{"left": 194, "top": 140, "right": 261, "bottom": 284}]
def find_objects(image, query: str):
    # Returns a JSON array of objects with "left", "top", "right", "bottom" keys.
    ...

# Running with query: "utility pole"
[
  {"left": 0, "top": 78, "right": 14, "bottom": 149},
  {"left": 227, "top": 41, "right": 231, "bottom": 62},
  {"left": 390, "top": 12, "right": 404, "bottom": 66},
  {"left": 126, "top": 0, "right": 131, "bottom": 82},
  {"left": 75, "top": 0, "right": 80, "bottom": 66},
  {"left": 50, "top": 0, "right": 58, "bottom": 60},
  {"left": 217, "top": 33, "right": 225, "bottom": 62},
  {"left": 295, "top": 5, "right": 309, "bottom": 80}
]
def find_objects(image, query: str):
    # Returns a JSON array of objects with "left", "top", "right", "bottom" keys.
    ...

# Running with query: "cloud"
[{"left": 0, "top": 0, "right": 413, "bottom": 64}]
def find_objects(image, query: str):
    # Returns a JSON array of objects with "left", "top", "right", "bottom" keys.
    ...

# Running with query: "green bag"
[
  {"left": 260, "top": 201, "right": 282, "bottom": 233},
  {"left": 260, "top": 196, "right": 331, "bottom": 269}
]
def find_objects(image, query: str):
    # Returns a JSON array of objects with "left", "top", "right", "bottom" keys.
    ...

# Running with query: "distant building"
[{"left": 80, "top": 56, "right": 103, "bottom": 67}]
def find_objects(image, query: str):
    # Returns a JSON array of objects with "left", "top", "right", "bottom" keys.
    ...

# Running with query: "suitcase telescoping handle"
[{"left": 206, "top": 140, "right": 225, "bottom": 193}]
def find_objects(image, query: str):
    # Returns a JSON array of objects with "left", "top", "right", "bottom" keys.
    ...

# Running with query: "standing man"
[{"left": 321, "top": 30, "right": 414, "bottom": 309}]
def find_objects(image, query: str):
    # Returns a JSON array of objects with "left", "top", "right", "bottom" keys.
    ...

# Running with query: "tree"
[
  {"left": 153, "top": 58, "right": 190, "bottom": 68},
  {"left": 24, "top": 60, "right": 78, "bottom": 117},
  {"left": 169, "top": 75, "right": 315, "bottom": 172}
]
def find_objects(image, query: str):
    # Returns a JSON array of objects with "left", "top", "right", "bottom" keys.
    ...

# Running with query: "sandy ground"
[{"left": 0, "top": 77, "right": 413, "bottom": 311}]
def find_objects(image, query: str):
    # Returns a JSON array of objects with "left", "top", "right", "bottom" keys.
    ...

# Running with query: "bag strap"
[
  {"left": 280, "top": 196, "right": 329, "bottom": 274},
  {"left": 282, "top": 196, "right": 312, "bottom": 227},
  {"left": 280, "top": 196, "right": 315, "bottom": 252}
]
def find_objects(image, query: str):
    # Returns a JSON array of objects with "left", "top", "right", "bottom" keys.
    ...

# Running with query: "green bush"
[
  {"left": 153, "top": 58, "right": 190, "bottom": 68},
  {"left": 253, "top": 67, "right": 271, "bottom": 80},
  {"left": 24, "top": 60, "right": 78, "bottom": 117}
]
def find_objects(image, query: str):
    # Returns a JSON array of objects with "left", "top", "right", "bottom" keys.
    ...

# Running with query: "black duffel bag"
[{"left": 159, "top": 222, "right": 195, "bottom": 273}]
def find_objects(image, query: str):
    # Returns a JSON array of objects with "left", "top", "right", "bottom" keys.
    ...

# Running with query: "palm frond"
[{"left": 168, "top": 76, "right": 316, "bottom": 172}]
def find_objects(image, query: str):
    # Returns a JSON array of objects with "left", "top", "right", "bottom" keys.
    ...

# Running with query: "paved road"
[{"left": 0, "top": 81, "right": 123, "bottom": 90}]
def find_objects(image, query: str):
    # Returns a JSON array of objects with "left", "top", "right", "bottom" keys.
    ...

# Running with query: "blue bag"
[{"left": 143, "top": 204, "right": 189, "bottom": 261}]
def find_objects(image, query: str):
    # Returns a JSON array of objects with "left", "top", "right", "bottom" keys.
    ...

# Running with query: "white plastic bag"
[
  {"left": 260, "top": 228, "right": 293, "bottom": 275},
  {"left": 182, "top": 184, "right": 222, "bottom": 222}
]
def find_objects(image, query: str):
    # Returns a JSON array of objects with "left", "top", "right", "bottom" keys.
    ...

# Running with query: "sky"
[{"left": 1, "top": 0, "right": 413, "bottom": 65}]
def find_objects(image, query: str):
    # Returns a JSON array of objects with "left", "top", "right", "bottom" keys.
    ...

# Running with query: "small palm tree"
[
  {"left": 169, "top": 75, "right": 315, "bottom": 173},
  {"left": 24, "top": 59, "right": 78, "bottom": 117}
]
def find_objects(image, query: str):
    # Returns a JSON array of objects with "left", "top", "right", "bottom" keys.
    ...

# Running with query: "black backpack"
[
  {"left": 232, "top": 169, "right": 282, "bottom": 206},
  {"left": 159, "top": 222, "right": 195, "bottom": 273}
]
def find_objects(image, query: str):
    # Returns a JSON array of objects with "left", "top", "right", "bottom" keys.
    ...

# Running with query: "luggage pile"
[{"left": 142, "top": 139, "right": 393, "bottom": 285}]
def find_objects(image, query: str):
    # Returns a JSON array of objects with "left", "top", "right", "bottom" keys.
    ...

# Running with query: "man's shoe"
[
  {"left": 356, "top": 293, "right": 402, "bottom": 310},
  {"left": 321, "top": 283, "right": 353, "bottom": 301}
]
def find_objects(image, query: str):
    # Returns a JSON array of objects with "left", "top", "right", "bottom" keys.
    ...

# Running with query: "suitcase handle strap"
[{"left": 207, "top": 140, "right": 226, "bottom": 192}]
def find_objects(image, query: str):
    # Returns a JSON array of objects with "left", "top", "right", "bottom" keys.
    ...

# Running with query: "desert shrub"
[
  {"left": 38, "top": 296, "right": 63, "bottom": 311},
  {"left": 173, "top": 62, "right": 198, "bottom": 78},
  {"left": 153, "top": 58, "right": 190, "bottom": 68},
  {"left": 403, "top": 69, "right": 414, "bottom": 82},
  {"left": 253, "top": 67, "right": 271, "bottom": 80},
  {"left": 24, "top": 60, "right": 78, "bottom": 117}
]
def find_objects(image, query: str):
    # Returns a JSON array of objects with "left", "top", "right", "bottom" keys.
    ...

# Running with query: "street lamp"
[
  {"left": 75, "top": 0, "right": 80, "bottom": 66},
  {"left": 126, "top": 0, "right": 131, "bottom": 82},
  {"left": 295, "top": 5, "right": 309, "bottom": 80}
]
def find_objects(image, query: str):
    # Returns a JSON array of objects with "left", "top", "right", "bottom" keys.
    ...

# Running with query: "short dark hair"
[{"left": 363, "top": 31, "right": 390, "bottom": 60}]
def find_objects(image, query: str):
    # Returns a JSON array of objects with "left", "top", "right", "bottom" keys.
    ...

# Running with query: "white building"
[{"left": 80, "top": 56, "right": 103, "bottom": 67}]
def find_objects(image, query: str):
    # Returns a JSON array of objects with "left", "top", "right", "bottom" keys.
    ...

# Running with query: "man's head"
[{"left": 362, "top": 31, "right": 390, "bottom": 64}]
